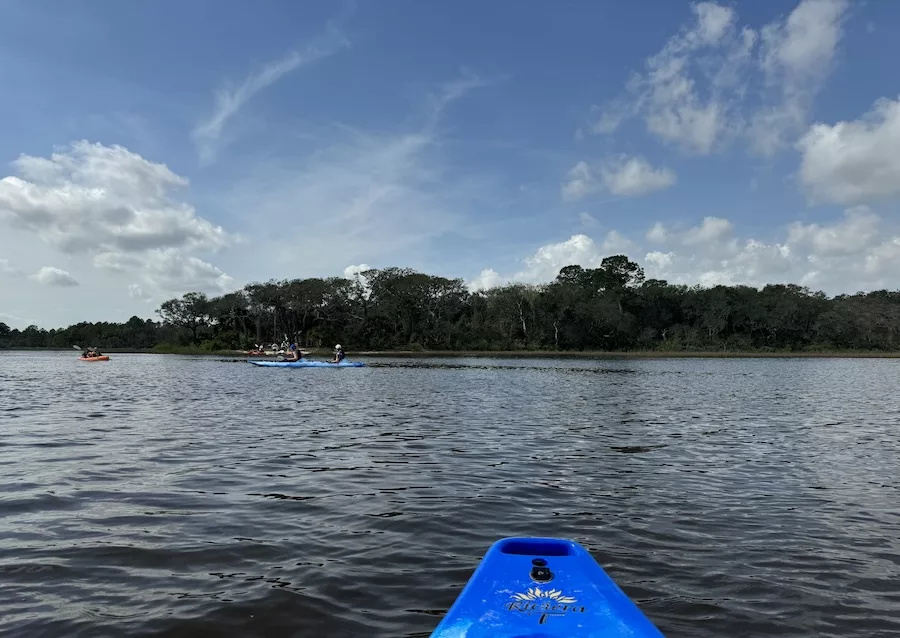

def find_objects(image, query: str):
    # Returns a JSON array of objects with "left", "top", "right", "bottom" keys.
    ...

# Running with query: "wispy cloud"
[
  {"left": 422, "top": 69, "right": 491, "bottom": 132},
  {"left": 220, "top": 73, "right": 489, "bottom": 278},
  {"left": 192, "top": 23, "right": 350, "bottom": 164}
]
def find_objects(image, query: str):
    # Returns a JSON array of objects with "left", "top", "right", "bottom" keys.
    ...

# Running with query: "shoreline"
[{"left": 4, "top": 347, "right": 900, "bottom": 359}]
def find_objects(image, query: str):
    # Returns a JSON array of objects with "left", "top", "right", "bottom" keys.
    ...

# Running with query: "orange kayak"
[{"left": 79, "top": 356, "right": 110, "bottom": 361}]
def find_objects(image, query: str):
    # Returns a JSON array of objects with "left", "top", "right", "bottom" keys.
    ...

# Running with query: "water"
[{"left": 1, "top": 352, "right": 899, "bottom": 637}]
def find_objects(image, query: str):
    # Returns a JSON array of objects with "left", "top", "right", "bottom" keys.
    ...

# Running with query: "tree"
[
  {"left": 4, "top": 252, "right": 900, "bottom": 354},
  {"left": 157, "top": 292, "right": 211, "bottom": 343}
]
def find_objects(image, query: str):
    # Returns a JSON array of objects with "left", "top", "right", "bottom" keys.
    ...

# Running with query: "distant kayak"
[
  {"left": 429, "top": 537, "right": 664, "bottom": 637},
  {"left": 248, "top": 360, "right": 364, "bottom": 368},
  {"left": 78, "top": 356, "right": 110, "bottom": 362}
]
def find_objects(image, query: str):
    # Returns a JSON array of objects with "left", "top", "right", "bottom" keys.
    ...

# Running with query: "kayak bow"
[{"left": 430, "top": 537, "right": 664, "bottom": 637}]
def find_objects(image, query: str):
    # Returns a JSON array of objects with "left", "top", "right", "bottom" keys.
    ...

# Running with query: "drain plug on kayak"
[{"left": 530, "top": 558, "right": 553, "bottom": 583}]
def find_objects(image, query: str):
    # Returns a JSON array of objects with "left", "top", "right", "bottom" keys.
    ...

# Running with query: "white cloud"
[
  {"left": 31, "top": 266, "right": 79, "bottom": 287},
  {"left": 640, "top": 210, "right": 900, "bottom": 292},
  {"left": 646, "top": 222, "right": 669, "bottom": 243},
  {"left": 645, "top": 250, "right": 675, "bottom": 270},
  {"left": 590, "top": 0, "right": 848, "bottom": 157},
  {"left": 593, "top": 2, "right": 752, "bottom": 154},
  {"left": 599, "top": 156, "right": 676, "bottom": 197},
  {"left": 343, "top": 264, "right": 371, "bottom": 280},
  {"left": 787, "top": 206, "right": 878, "bottom": 255},
  {"left": 477, "top": 209, "right": 900, "bottom": 295},
  {"left": 505, "top": 231, "right": 639, "bottom": 285},
  {"left": 0, "top": 141, "right": 235, "bottom": 298},
  {"left": 192, "top": 26, "right": 350, "bottom": 163},
  {"left": 561, "top": 161, "right": 598, "bottom": 202},
  {"left": 562, "top": 156, "right": 675, "bottom": 201},
  {"left": 750, "top": 0, "right": 850, "bottom": 155},
  {"left": 681, "top": 216, "right": 734, "bottom": 246},
  {"left": 141, "top": 250, "right": 234, "bottom": 296},
  {"left": 796, "top": 96, "right": 900, "bottom": 204},
  {"left": 468, "top": 268, "right": 505, "bottom": 292},
  {"left": 644, "top": 216, "right": 734, "bottom": 247}
]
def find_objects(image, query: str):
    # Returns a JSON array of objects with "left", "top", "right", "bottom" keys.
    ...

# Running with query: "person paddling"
[
  {"left": 284, "top": 343, "right": 302, "bottom": 362},
  {"left": 330, "top": 344, "right": 345, "bottom": 364},
  {"left": 283, "top": 343, "right": 310, "bottom": 362}
]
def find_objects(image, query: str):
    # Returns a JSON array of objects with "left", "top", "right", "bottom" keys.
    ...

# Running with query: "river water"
[{"left": 0, "top": 352, "right": 898, "bottom": 637}]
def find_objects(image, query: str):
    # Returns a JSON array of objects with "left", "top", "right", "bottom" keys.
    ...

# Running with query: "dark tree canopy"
[{"left": 2, "top": 256, "right": 900, "bottom": 352}]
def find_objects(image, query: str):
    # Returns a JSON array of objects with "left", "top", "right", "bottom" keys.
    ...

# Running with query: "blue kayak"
[
  {"left": 248, "top": 359, "right": 364, "bottom": 368},
  {"left": 430, "top": 537, "right": 664, "bottom": 637}
]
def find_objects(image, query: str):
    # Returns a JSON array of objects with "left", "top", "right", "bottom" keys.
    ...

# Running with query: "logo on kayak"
[
  {"left": 511, "top": 587, "right": 576, "bottom": 604},
  {"left": 505, "top": 587, "right": 585, "bottom": 624}
]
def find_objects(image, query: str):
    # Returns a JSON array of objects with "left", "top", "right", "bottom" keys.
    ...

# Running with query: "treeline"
[{"left": 3, "top": 256, "right": 900, "bottom": 352}]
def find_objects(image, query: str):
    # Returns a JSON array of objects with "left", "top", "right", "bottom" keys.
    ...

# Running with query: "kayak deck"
[
  {"left": 248, "top": 360, "right": 364, "bottom": 368},
  {"left": 430, "top": 537, "right": 664, "bottom": 637},
  {"left": 78, "top": 356, "right": 110, "bottom": 361}
]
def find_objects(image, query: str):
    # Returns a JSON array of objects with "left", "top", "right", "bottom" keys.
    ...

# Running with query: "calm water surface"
[{"left": 1, "top": 352, "right": 899, "bottom": 637}]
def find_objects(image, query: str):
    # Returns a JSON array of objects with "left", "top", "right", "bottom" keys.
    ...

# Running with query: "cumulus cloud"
[
  {"left": 590, "top": 0, "right": 848, "bottom": 156},
  {"left": 562, "top": 156, "right": 675, "bottom": 201},
  {"left": 0, "top": 141, "right": 235, "bottom": 298},
  {"left": 797, "top": 96, "right": 900, "bottom": 204},
  {"left": 680, "top": 216, "right": 734, "bottom": 246},
  {"left": 31, "top": 266, "right": 79, "bottom": 287},
  {"left": 786, "top": 206, "right": 878, "bottom": 255},
  {"left": 592, "top": 2, "right": 753, "bottom": 154},
  {"left": 468, "top": 268, "right": 506, "bottom": 292},
  {"left": 141, "top": 250, "right": 234, "bottom": 295},
  {"left": 599, "top": 156, "right": 677, "bottom": 196},
  {"left": 193, "top": 25, "right": 350, "bottom": 163},
  {"left": 750, "top": 0, "right": 849, "bottom": 155},
  {"left": 476, "top": 209, "right": 900, "bottom": 295},
  {"left": 499, "top": 231, "right": 639, "bottom": 285},
  {"left": 343, "top": 263, "right": 371, "bottom": 280}
]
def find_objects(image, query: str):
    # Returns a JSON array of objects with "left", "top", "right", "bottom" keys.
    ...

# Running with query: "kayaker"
[
  {"left": 284, "top": 343, "right": 305, "bottom": 362},
  {"left": 330, "top": 344, "right": 345, "bottom": 363}
]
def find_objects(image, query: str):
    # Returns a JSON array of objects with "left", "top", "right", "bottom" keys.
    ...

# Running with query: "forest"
[{"left": 2, "top": 255, "right": 900, "bottom": 353}]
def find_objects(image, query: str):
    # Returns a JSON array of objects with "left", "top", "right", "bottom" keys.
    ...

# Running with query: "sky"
[{"left": 1, "top": 0, "right": 899, "bottom": 329}]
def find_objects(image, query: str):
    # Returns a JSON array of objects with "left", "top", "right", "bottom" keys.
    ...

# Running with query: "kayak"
[
  {"left": 429, "top": 537, "right": 664, "bottom": 637},
  {"left": 78, "top": 356, "right": 110, "bottom": 362},
  {"left": 248, "top": 360, "right": 364, "bottom": 368}
]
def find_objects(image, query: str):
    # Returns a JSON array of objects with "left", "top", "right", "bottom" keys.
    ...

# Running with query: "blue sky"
[{"left": 1, "top": 0, "right": 899, "bottom": 328}]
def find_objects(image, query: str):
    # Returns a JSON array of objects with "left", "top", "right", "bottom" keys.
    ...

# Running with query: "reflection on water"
[{"left": 1, "top": 352, "right": 899, "bottom": 637}]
